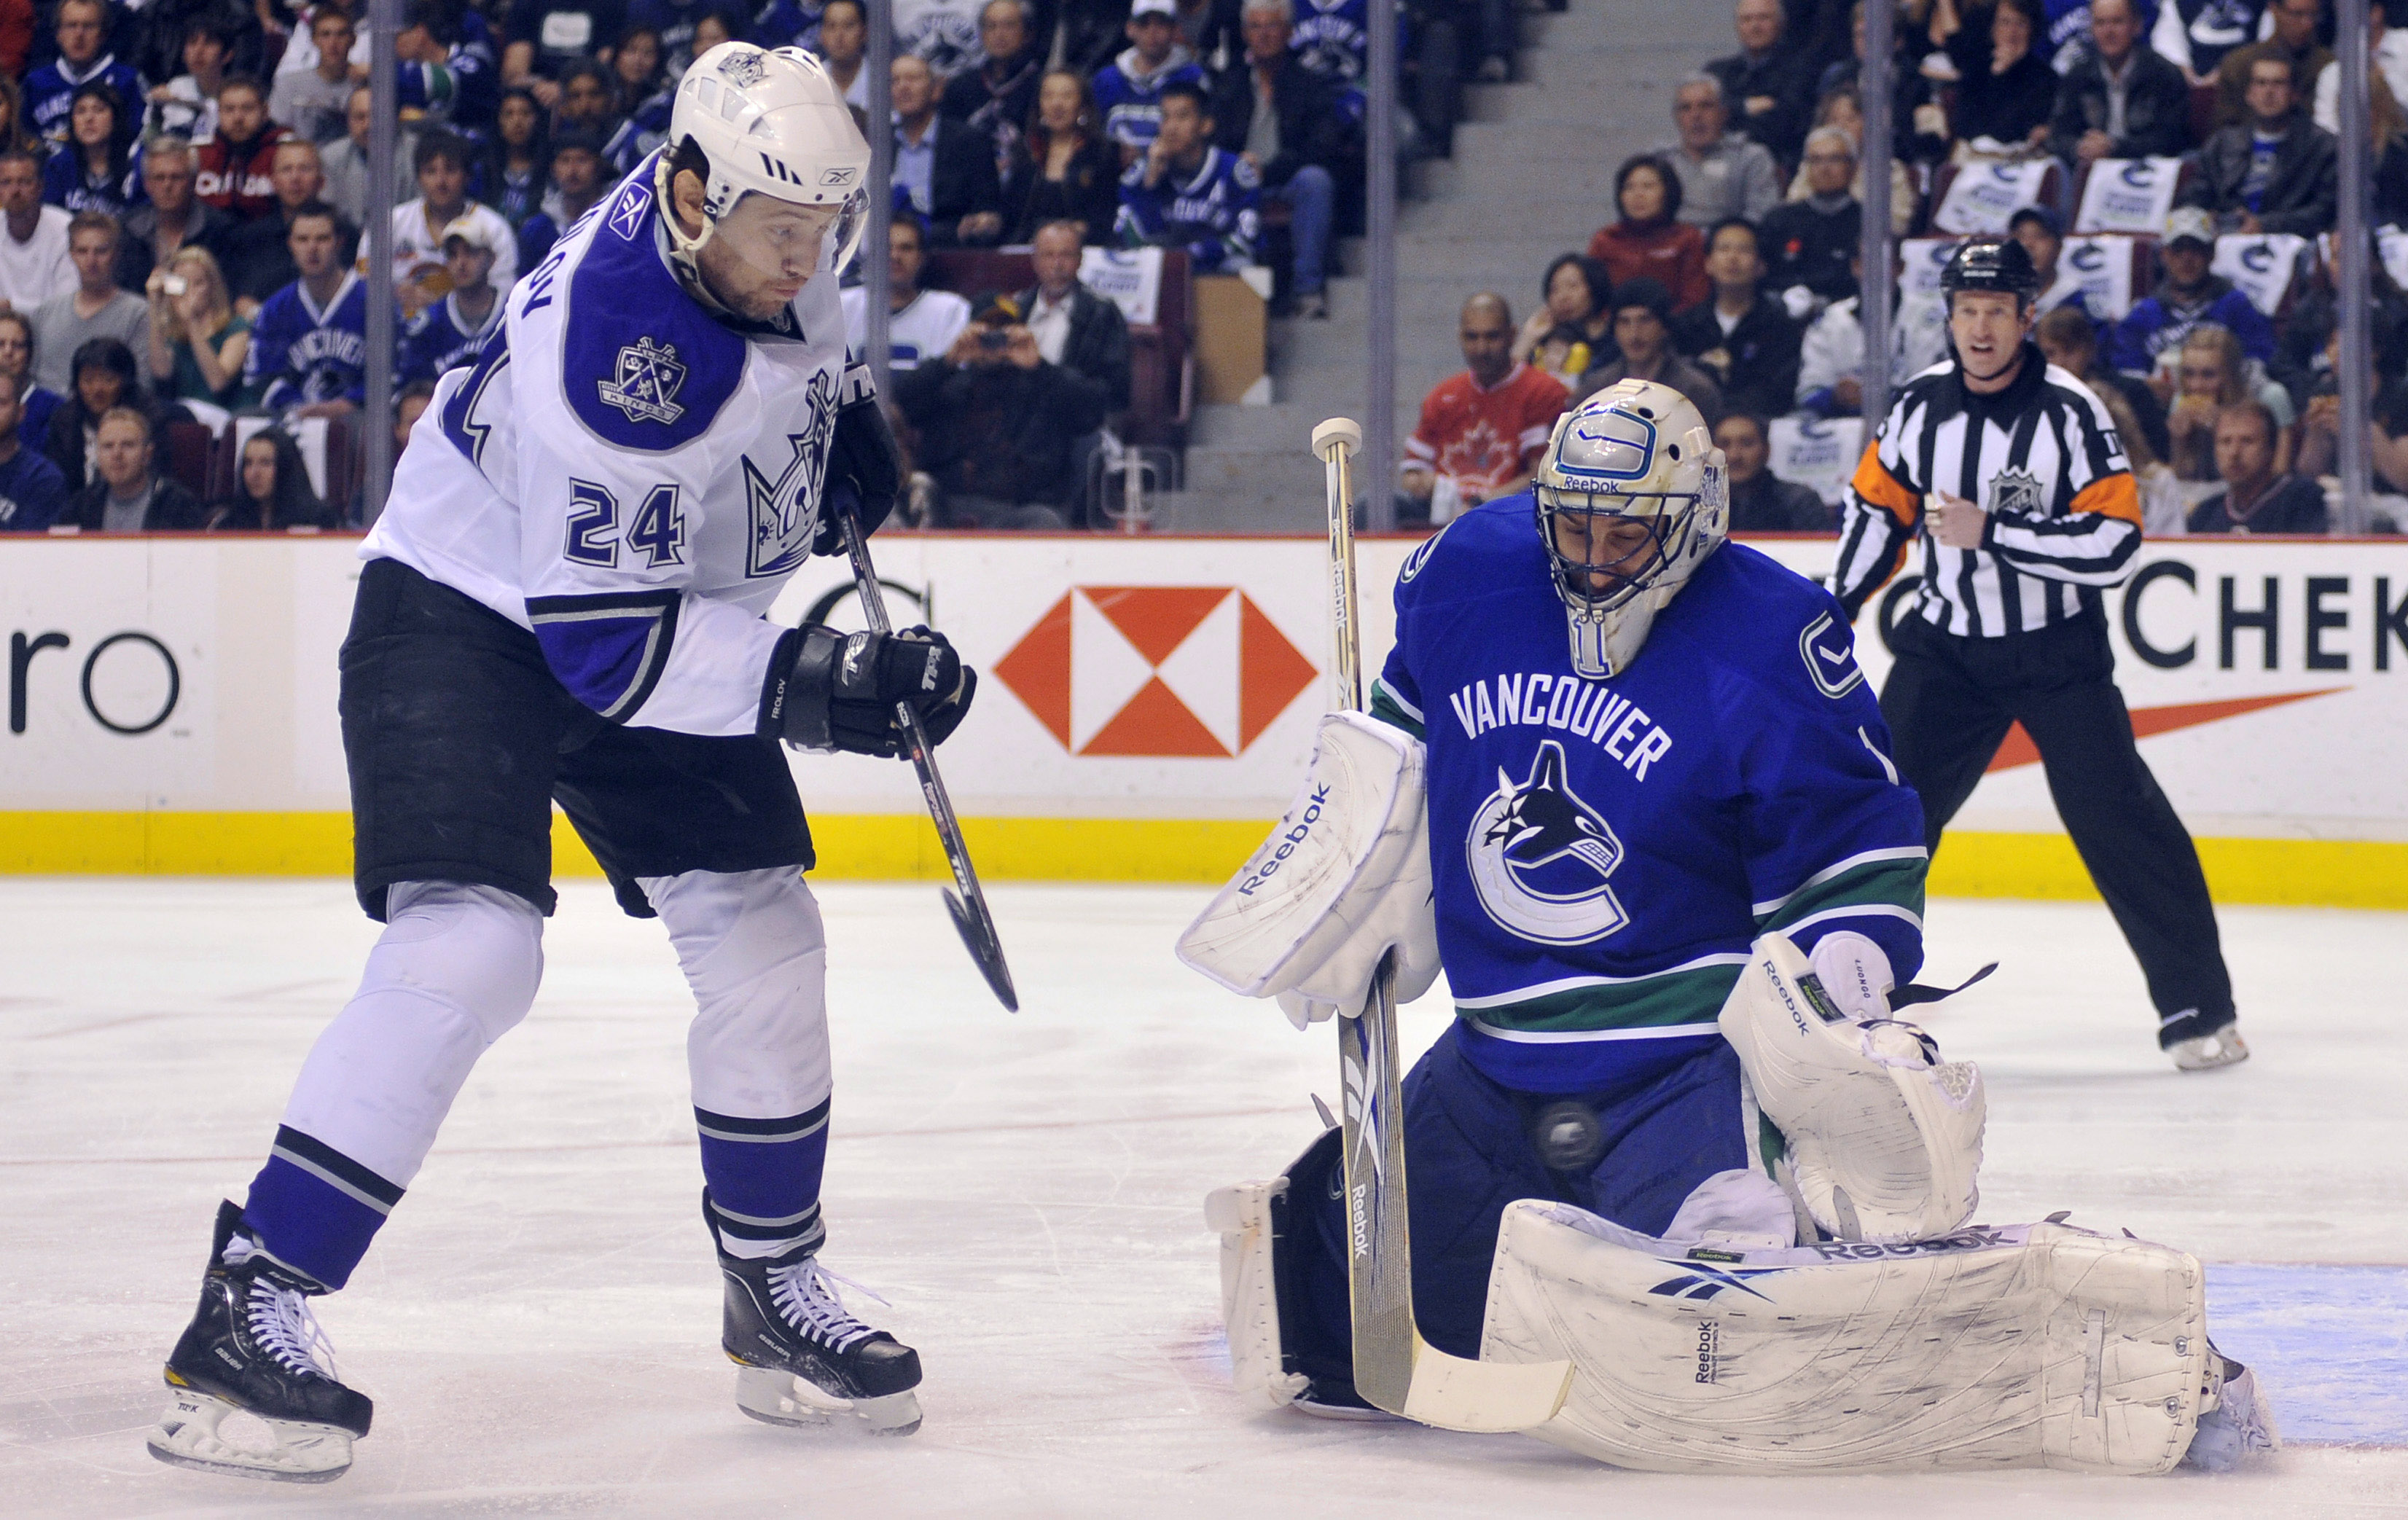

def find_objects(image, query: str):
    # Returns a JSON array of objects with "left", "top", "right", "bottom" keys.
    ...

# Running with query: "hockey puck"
[{"left": 1531, "top": 1100, "right": 1604, "bottom": 1173}]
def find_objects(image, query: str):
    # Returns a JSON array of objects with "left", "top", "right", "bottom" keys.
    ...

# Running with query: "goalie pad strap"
[{"left": 1479, "top": 1201, "right": 2210, "bottom": 1476}]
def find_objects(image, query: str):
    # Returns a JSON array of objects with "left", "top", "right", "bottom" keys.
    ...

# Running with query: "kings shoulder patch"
[{"left": 598, "top": 337, "right": 689, "bottom": 426}]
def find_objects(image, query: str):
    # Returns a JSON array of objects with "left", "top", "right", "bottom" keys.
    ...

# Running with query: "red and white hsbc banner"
[{"left": 1, "top": 534, "right": 2404, "bottom": 849}]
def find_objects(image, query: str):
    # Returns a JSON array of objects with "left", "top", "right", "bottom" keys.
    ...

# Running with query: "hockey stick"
[
  {"left": 1310, "top": 418, "right": 1571, "bottom": 1433},
  {"left": 832, "top": 488, "right": 1019, "bottom": 1012}
]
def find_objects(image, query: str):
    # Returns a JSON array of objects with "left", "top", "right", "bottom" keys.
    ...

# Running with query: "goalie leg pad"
[
  {"left": 1480, "top": 1202, "right": 2213, "bottom": 1475},
  {"left": 1719, "top": 931, "right": 1984, "bottom": 1243},
  {"left": 1176, "top": 710, "right": 1441, "bottom": 1019}
]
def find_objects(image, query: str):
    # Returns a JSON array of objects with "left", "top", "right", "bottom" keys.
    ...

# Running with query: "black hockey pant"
[{"left": 1880, "top": 613, "right": 2235, "bottom": 1046}]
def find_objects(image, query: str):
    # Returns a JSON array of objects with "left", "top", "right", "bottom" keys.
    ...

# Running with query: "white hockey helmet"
[
  {"left": 1532, "top": 379, "right": 1727, "bottom": 678},
  {"left": 658, "top": 42, "right": 872, "bottom": 276}
]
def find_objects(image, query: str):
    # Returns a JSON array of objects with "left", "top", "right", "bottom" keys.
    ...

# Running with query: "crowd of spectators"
[
  {"left": 0, "top": 0, "right": 1537, "bottom": 533},
  {"left": 1399, "top": 0, "right": 2408, "bottom": 533}
]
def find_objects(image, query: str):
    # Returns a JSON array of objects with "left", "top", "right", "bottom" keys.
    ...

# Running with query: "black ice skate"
[
  {"left": 148, "top": 1200, "right": 372, "bottom": 1483},
  {"left": 707, "top": 1191, "right": 923, "bottom": 1435}
]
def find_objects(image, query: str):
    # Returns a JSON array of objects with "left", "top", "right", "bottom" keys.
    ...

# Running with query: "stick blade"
[
  {"left": 944, "top": 888, "right": 1019, "bottom": 1011},
  {"left": 1396, "top": 1340, "right": 1574, "bottom": 1433}
]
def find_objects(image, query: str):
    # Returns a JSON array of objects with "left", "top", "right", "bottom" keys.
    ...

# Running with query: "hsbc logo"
[{"left": 992, "top": 587, "right": 1316, "bottom": 756}]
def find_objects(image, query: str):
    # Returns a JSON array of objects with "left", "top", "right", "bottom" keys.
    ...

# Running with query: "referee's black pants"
[{"left": 1880, "top": 611, "right": 2235, "bottom": 1047}]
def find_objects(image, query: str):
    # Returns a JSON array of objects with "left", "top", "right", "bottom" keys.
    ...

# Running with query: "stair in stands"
[{"left": 1152, "top": 0, "right": 1729, "bottom": 531}]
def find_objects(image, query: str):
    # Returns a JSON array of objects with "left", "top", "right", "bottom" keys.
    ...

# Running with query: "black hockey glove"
[
  {"left": 813, "top": 396, "right": 902, "bottom": 556},
  {"left": 764, "top": 623, "right": 977, "bottom": 757}
]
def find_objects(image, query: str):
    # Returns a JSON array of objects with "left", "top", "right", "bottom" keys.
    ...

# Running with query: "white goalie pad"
[
  {"left": 1479, "top": 1200, "right": 2215, "bottom": 1476},
  {"left": 1720, "top": 931, "right": 1985, "bottom": 1243},
  {"left": 1203, "top": 1180, "right": 1309, "bottom": 1408},
  {"left": 1176, "top": 711, "right": 1440, "bottom": 1018}
]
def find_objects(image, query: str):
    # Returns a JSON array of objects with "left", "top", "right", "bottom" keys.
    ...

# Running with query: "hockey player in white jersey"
[{"left": 148, "top": 45, "right": 972, "bottom": 1484}]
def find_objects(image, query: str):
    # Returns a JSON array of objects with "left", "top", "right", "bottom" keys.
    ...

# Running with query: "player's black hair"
[
  {"left": 1716, "top": 410, "right": 1772, "bottom": 444},
  {"left": 1158, "top": 80, "right": 1211, "bottom": 120},
  {"left": 286, "top": 197, "right": 342, "bottom": 233},
  {"left": 232, "top": 425, "right": 329, "bottom": 528},
  {"left": 63, "top": 81, "right": 134, "bottom": 181},
  {"left": 1612, "top": 153, "right": 1681, "bottom": 225}
]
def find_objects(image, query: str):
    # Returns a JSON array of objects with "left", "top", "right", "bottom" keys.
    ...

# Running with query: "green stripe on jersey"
[
  {"left": 1756, "top": 855, "right": 1927, "bottom": 936},
  {"left": 1457, "top": 960, "right": 1743, "bottom": 1035},
  {"left": 1369, "top": 683, "right": 1425, "bottom": 740}
]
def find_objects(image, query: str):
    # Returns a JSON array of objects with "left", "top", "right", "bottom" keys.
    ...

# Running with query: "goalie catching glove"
[
  {"left": 1178, "top": 710, "right": 1441, "bottom": 1027},
  {"left": 765, "top": 624, "right": 976, "bottom": 757}
]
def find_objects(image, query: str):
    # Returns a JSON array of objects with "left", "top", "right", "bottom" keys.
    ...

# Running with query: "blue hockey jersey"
[
  {"left": 399, "top": 291, "right": 505, "bottom": 383},
  {"left": 247, "top": 273, "right": 371, "bottom": 410},
  {"left": 1091, "top": 46, "right": 1207, "bottom": 149},
  {"left": 1369, "top": 501, "right": 1928, "bottom": 1094},
  {"left": 1115, "top": 147, "right": 1259, "bottom": 273},
  {"left": 23, "top": 55, "right": 143, "bottom": 148}
]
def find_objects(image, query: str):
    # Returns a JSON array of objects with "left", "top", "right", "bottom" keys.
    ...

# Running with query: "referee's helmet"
[{"left": 1939, "top": 237, "right": 2041, "bottom": 307}]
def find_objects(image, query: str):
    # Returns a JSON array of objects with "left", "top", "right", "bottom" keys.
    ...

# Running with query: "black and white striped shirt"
[{"left": 1832, "top": 348, "right": 2143, "bottom": 638}]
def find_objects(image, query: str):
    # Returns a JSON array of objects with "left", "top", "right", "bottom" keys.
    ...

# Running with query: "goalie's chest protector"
[{"left": 1372, "top": 500, "right": 1918, "bottom": 1094}]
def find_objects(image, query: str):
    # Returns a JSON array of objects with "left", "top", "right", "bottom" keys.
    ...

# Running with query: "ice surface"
[{"left": 2, "top": 879, "right": 2404, "bottom": 1518}]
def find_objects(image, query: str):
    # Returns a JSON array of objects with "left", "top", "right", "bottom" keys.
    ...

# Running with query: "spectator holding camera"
[
  {"left": 68, "top": 404, "right": 206, "bottom": 530},
  {"left": 146, "top": 243, "right": 254, "bottom": 410},
  {"left": 1017, "top": 219, "right": 1131, "bottom": 415},
  {"left": 891, "top": 291, "right": 1106, "bottom": 529}
]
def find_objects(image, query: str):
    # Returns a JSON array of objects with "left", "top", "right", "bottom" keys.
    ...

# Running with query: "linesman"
[{"left": 1831, "top": 236, "right": 2246, "bottom": 1072}]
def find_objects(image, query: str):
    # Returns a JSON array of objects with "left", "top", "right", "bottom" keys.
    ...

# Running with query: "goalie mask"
[
  {"left": 1533, "top": 380, "right": 1727, "bottom": 679},
  {"left": 656, "top": 43, "right": 870, "bottom": 300}
]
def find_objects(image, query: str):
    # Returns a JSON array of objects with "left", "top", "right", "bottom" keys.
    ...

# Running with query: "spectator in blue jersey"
[
  {"left": 2104, "top": 206, "right": 2277, "bottom": 377},
  {"left": 1094, "top": 0, "right": 1208, "bottom": 161},
  {"left": 146, "top": 244, "right": 256, "bottom": 410},
  {"left": 504, "top": 0, "right": 630, "bottom": 103},
  {"left": 399, "top": 217, "right": 504, "bottom": 383},
  {"left": 42, "top": 82, "right": 144, "bottom": 219},
  {"left": 477, "top": 90, "right": 552, "bottom": 235},
  {"left": 246, "top": 202, "right": 367, "bottom": 419},
  {"left": 2184, "top": 51, "right": 2339, "bottom": 236},
  {"left": 1210, "top": 0, "right": 1342, "bottom": 318},
  {"left": 0, "top": 372, "right": 71, "bottom": 531},
  {"left": 0, "top": 311, "right": 67, "bottom": 452},
  {"left": 611, "top": 26, "right": 674, "bottom": 144},
  {"left": 549, "top": 60, "right": 645, "bottom": 175},
  {"left": 512, "top": 128, "right": 609, "bottom": 275},
  {"left": 890, "top": 52, "right": 1005, "bottom": 245},
  {"left": 1115, "top": 82, "right": 1260, "bottom": 273},
  {"left": 210, "top": 423, "right": 332, "bottom": 530},
  {"left": 396, "top": 0, "right": 500, "bottom": 132},
  {"left": 1287, "top": 0, "right": 1369, "bottom": 88},
  {"left": 23, "top": 0, "right": 145, "bottom": 150},
  {"left": 943, "top": 0, "right": 1043, "bottom": 187}
]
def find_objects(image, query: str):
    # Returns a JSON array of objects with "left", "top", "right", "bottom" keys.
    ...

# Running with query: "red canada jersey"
[{"left": 1404, "top": 363, "right": 1571, "bottom": 492}]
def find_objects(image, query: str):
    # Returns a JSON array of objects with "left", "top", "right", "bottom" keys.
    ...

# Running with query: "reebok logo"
[{"left": 1238, "top": 784, "right": 1329, "bottom": 896}]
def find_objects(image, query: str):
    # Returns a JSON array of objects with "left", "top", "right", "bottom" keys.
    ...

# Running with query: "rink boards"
[{"left": 0, "top": 530, "right": 2402, "bottom": 906}]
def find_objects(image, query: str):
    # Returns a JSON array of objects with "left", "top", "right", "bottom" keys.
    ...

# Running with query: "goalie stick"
[
  {"left": 832, "top": 487, "right": 1019, "bottom": 1012},
  {"left": 1310, "top": 416, "right": 1571, "bottom": 1433}
]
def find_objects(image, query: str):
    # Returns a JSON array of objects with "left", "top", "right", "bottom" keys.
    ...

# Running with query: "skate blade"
[
  {"left": 735, "top": 1367, "right": 922, "bottom": 1436},
  {"left": 147, "top": 1390, "right": 353, "bottom": 1484}
]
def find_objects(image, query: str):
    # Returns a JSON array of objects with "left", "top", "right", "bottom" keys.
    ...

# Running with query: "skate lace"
[
  {"left": 767, "top": 1256, "right": 888, "bottom": 1355},
  {"left": 224, "top": 1234, "right": 338, "bottom": 1382},
  {"left": 243, "top": 1280, "right": 340, "bottom": 1382}
]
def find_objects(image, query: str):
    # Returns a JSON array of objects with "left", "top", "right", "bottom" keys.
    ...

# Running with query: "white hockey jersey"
[{"left": 364, "top": 151, "right": 864, "bottom": 738}]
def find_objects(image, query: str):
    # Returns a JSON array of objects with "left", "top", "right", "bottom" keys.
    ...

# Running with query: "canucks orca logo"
[{"left": 1465, "top": 740, "right": 1630, "bottom": 945}]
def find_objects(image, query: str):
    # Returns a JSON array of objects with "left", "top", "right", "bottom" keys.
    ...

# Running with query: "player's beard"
[{"left": 694, "top": 238, "right": 809, "bottom": 322}]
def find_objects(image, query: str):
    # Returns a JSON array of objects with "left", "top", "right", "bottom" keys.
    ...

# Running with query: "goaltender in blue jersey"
[
  {"left": 1184, "top": 379, "right": 2278, "bottom": 1475},
  {"left": 1367, "top": 475, "right": 1926, "bottom": 1095}
]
